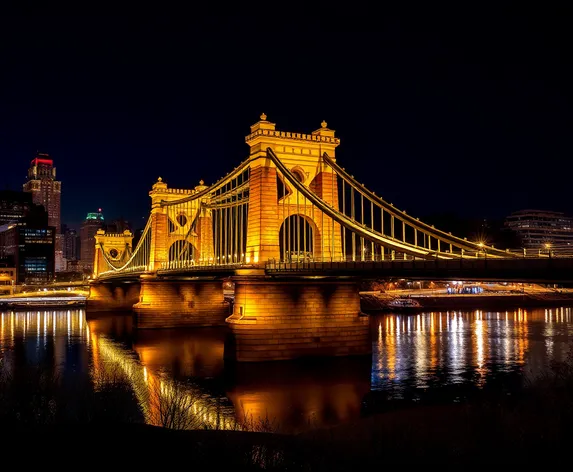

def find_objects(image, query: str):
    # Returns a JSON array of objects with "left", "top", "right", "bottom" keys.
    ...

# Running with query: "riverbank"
[
  {"left": 4, "top": 386, "right": 571, "bottom": 468},
  {"left": 361, "top": 291, "right": 573, "bottom": 312},
  {"left": 0, "top": 292, "right": 87, "bottom": 309}
]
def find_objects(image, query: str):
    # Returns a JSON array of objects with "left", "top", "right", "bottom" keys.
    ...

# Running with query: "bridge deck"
[{"left": 95, "top": 257, "right": 573, "bottom": 284}]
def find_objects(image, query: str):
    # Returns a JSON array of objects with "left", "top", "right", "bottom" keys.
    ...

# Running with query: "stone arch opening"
[
  {"left": 168, "top": 239, "right": 197, "bottom": 265},
  {"left": 279, "top": 214, "right": 317, "bottom": 262}
]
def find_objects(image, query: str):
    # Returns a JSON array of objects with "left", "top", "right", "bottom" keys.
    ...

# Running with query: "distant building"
[
  {"left": 0, "top": 260, "right": 16, "bottom": 294},
  {"left": 0, "top": 222, "right": 55, "bottom": 285},
  {"left": 64, "top": 227, "right": 79, "bottom": 261},
  {"left": 22, "top": 153, "right": 61, "bottom": 229},
  {"left": 80, "top": 210, "right": 104, "bottom": 273},
  {"left": 65, "top": 259, "right": 82, "bottom": 273},
  {"left": 0, "top": 190, "right": 33, "bottom": 225},
  {"left": 505, "top": 209, "right": 573, "bottom": 253},
  {"left": 22, "top": 153, "right": 64, "bottom": 271}
]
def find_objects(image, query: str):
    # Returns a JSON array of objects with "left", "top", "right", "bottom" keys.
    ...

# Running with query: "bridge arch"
[
  {"left": 279, "top": 214, "right": 318, "bottom": 262},
  {"left": 167, "top": 239, "right": 198, "bottom": 268}
]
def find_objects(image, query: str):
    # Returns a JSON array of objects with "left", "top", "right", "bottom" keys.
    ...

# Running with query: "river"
[{"left": 1, "top": 306, "right": 572, "bottom": 432}]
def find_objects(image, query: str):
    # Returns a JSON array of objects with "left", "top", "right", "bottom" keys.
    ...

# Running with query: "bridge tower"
[
  {"left": 88, "top": 229, "right": 140, "bottom": 312},
  {"left": 93, "top": 229, "right": 133, "bottom": 278},
  {"left": 245, "top": 114, "right": 343, "bottom": 264},
  {"left": 132, "top": 178, "right": 226, "bottom": 328},
  {"left": 148, "top": 177, "right": 214, "bottom": 271},
  {"left": 227, "top": 116, "right": 369, "bottom": 362}
]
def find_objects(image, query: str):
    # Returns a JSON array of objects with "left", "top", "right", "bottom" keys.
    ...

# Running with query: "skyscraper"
[
  {"left": 64, "top": 227, "right": 79, "bottom": 261},
  {"left": 0, "top": 190, "right": 33, "bottom": 225},
  {"left": 23, "top": 153, "right": 61, "bottom": 230},
  {"left": 80, "top": 210, "right": 104, "bottom": 273},
  {"left": 23, "top": 153, "right": 64, "bottom": 271},
  {"left": 0, "top": 204, "right": 54, "bottom": 284}
]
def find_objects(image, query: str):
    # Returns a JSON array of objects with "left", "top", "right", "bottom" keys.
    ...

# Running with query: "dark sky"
[{"left": 1, "top": 10, "right": 572, "bottom": 230}]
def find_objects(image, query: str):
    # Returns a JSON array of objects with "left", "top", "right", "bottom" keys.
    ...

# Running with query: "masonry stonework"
[
  {"left": 133, "top": 277, "right": 229, "bottom": 328},
  {"left": 87, "top": 281, "right": 141, "bottom": 312},
  {"left": 226, "top": 277, "right": 371, "bottom": 362}
]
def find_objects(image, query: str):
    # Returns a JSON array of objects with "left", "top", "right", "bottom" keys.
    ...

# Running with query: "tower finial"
[
  {"left": 157, "top": 176, "right": 162, "bottom": 182},
  {"left": 321, "top": 120, "right": 328, "bottom": 128},
  {"left": 199, "top": 179, "right": 204, "bottom": 185},
  {"left": 260, "top": 112, "right": 267, "bottom": 121}
]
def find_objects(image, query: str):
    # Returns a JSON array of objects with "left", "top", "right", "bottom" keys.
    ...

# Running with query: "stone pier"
[
  {"left": 87, "top": 281, "right": 141, "bottom": 312},
  {"left": 133, "top": 276, "right": 229, "bottom": 328},
  {"left": 226, "top": 276, "right": 371, "bottom": 362}
]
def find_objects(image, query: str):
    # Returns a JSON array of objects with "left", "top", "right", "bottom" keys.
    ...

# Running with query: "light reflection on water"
[
  {"left": 371, "top": 307, "right": 573, "bottom": 398},
  {"left": 1, "top": 306, "right": 573, "bottom": 431}
]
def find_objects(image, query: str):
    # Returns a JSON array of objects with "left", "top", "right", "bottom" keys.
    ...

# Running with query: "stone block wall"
[
  {"left": 134, "top": 278, "right": 229, "bottom": 328},
  {"left": 227, "top": 278, "right": 371, "bottom": 361}
]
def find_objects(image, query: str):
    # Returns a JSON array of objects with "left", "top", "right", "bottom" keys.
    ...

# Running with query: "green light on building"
[{"left": 86, "top": 211, "right": 104, "bottom": 221}]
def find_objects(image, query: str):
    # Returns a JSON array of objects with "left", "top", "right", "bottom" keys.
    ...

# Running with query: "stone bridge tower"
[
  {"left": 245, "top": 114, "right": 342, "bottom": 264},
  {"left": 93, "top": 229, "right": 133, "bottom": 278},
  {"left": 148, "top": 178, "right": 214, "bottom": 272}
]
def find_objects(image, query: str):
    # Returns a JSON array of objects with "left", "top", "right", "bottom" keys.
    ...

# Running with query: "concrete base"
[
  {"left": 226, "top": 278, "right": 371, "bottom": 362},
  {"left": 86, "top": 282, "right": 141, "bottom": 312},
  {"left": 133, "top": 277, "right": 230, "bottom": 328}
]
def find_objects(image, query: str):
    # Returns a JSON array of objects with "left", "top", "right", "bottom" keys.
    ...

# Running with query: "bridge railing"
[
  {"left": 98, "top": 265, "right": 150, "bottom": 278},
  {"left": 264, "top": 255, "right": 572, "bottom": 275}
]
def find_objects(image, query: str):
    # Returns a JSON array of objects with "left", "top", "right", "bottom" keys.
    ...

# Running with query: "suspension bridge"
[{"left": 87, "top": 115, "right": 568, "bottom": 362}]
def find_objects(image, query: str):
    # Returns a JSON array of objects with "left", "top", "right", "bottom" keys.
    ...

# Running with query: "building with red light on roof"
[
  {"left": 23, "top": 153, "right": 61, "bottom": 230},
  {"left": 23, "top": 152, "right": 64, "bottom": 271}
]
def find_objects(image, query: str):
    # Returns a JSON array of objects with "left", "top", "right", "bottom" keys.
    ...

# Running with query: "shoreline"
[
  {"left": 360, "top": 292, "right": 573, "bottom": 313},
  {"left": 0, "top": 296, "right": 86, "bottom": 309}
]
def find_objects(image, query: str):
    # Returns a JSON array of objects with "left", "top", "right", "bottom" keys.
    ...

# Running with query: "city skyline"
[
  {"left": 1, "top": 12, "right": 572, "bottom": 229},
  {"left": 2, "top": 11, "right": 573, "bottom": 463}
]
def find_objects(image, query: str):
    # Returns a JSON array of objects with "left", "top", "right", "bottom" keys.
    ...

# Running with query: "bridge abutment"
[
  {"left": 86, "top": 281, "right": 141, "bottom": 312},
  {"left": 226, "top": 276, "right": 371, "bottom": 362},
  {"left": 133, "top": 276, "right": 229, "bottom": 328}
]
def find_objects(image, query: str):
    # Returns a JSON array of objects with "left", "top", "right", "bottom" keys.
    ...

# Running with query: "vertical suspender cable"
[
  {"left": 331, "top": 167, "right": 335, "bottom": 262},
  {"left": 297, "top": 181, "right": 300, "bottom": 263},
  {"left": 342, "top": 178, "right": 346, "bottom": 261},
  {"left": 351, "top": 187, "right": 355, "bottom": 261},
  {"left": 370, "top": 199, "right": 374, "bottom": 261},
  {"left": 403, "top": 220, "right": 407, "bottom": 260},
  {"left": 282, "top": 176, "right": 285, "bottom": 262},
  {"left": 381, "top": 208, "right": 384, "bottom": 260},
  {"left": 360, "top": 193, "right": 364, "bottom": 261}
]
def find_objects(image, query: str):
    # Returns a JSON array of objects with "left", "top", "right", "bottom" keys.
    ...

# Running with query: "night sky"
[{"left": 1, "top": 10, "right": 571, "bottom": 231}]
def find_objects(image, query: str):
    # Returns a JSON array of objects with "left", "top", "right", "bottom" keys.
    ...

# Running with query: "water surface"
[{"left": 1, "top": 306, "right": 572, "bottom": 432}]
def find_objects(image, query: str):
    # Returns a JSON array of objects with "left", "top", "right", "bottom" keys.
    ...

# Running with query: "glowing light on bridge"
[{"left": 93, "top": 117, "right": 523, "bottom": 281}]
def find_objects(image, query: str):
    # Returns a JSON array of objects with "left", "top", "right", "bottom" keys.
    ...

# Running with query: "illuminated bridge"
[{"left": 87, "top": 115, "right": 567, "bottom": 362}]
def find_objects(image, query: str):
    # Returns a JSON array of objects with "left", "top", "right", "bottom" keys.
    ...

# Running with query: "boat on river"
[{"left": 386, "top": 297, "right": 422, "bottom": 311}]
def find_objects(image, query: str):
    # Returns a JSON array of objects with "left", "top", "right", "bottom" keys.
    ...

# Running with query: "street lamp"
[
  {"left": 477, "top": 242, "right": 484, "bottom": 258},
  {"left": 545, "top": 242, "right": 552, "bottom": 259}
]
